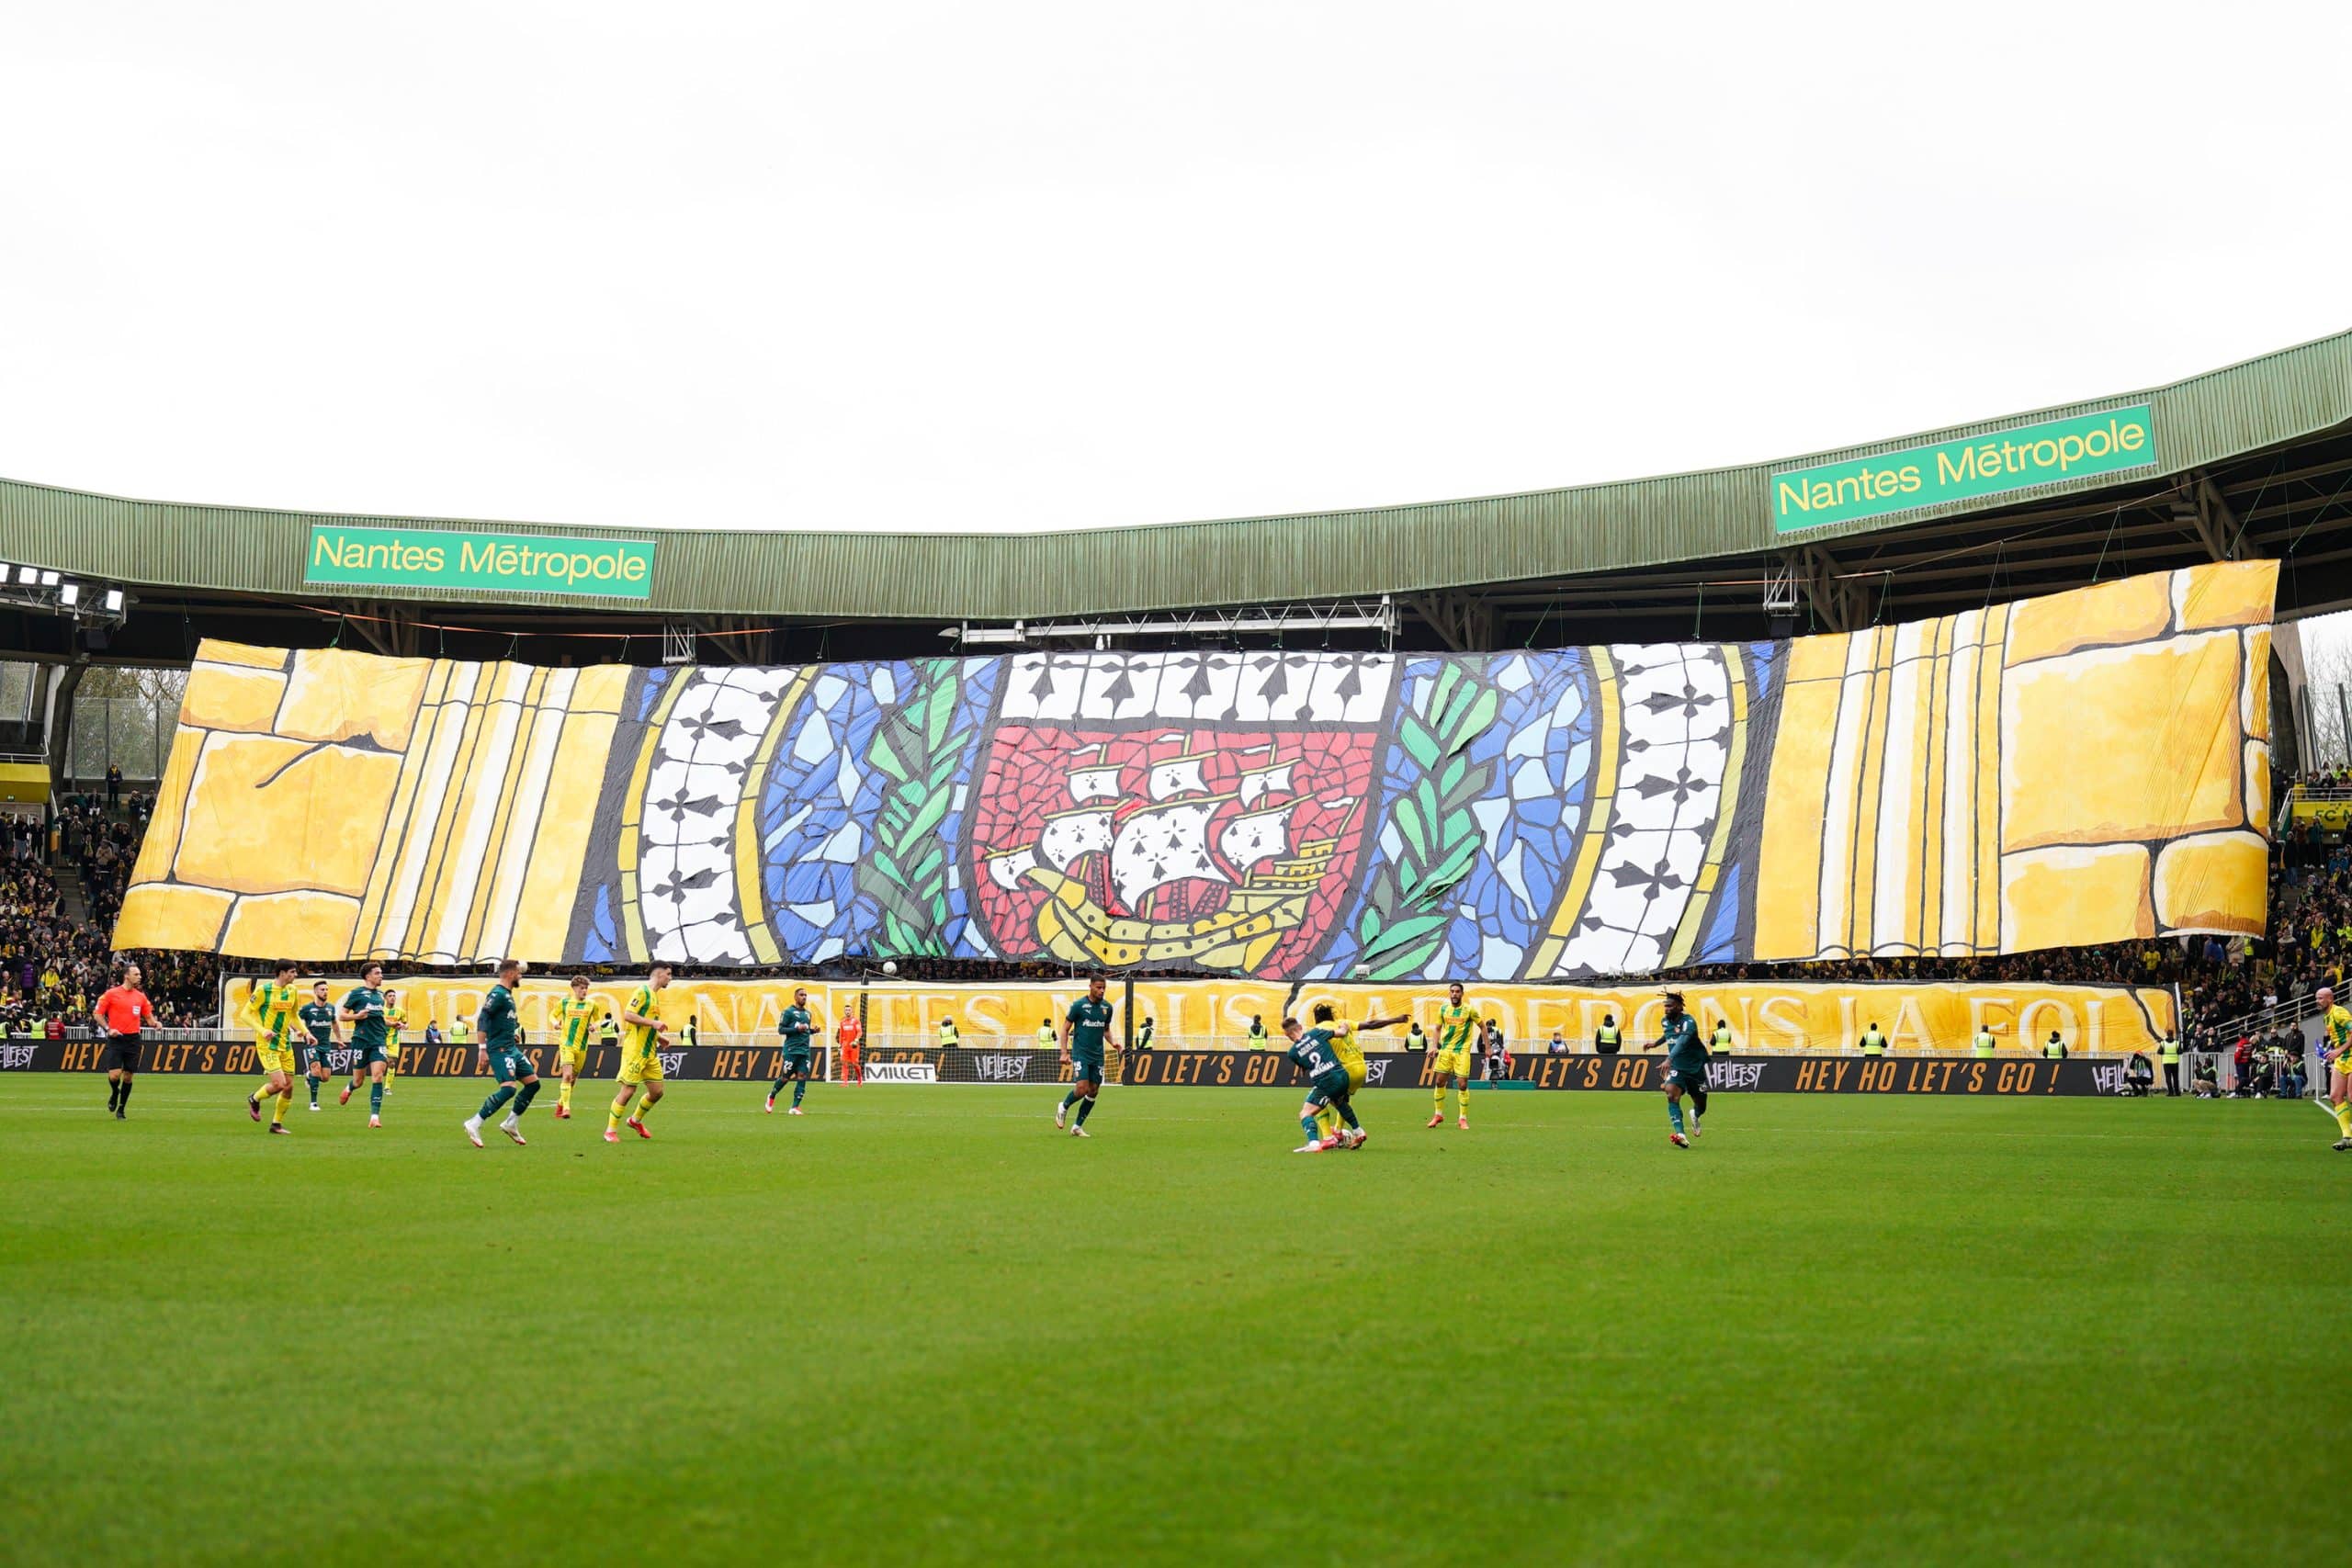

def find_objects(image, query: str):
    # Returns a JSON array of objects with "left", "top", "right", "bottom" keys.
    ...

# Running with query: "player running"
[
  {"left": 463, "top": 959, "right": 541, "bottom": 1146},
  {"left": 1651, "top": 989, "right": 1710, "bottom": 1148},
  {"left": 379, "top": 987, "right": 406, "bottom": 1095},
  {"left": 243, "top": 961, "right": 302, "bottom": 1135},
  {"left": 1054, "top": 975, "right": 1114, "bottom": 1137},
  {"left": 337, "top": 963, "right": 392, "bottom": 1127},
  {"left": 1283, "top": 1014, "right": 1365, "bottom": 1153},
  {"left": 2319, "top": 986, "right": 2352, "bottom": 1150},
  {"left": 606, "top": 963, "right": 673, "bottom": 1143},
  {"left": 548, "top": 975, "right": 597, "bottom": 1119},
  {"left": 1428, "top": 981, "right": 1477, "bottom": 1129},
  {"left": 766, "top": 987, "right": 820, "bottom": 1114},
  {"left": 298, "top": 979, "right": 338, "bottom": 1111}
]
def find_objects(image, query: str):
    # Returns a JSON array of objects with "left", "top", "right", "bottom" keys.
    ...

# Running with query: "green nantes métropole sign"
[
  {"left": 1771, "top": 405, "right": 2156, "bottom": 533},
  {"left": 304, "top": 525, "right": 656, "bottom": 600}
]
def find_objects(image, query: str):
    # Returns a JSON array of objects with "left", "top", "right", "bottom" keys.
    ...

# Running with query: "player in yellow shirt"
[
  {"left": 1306, "top": 1000, "right": 1407, "bottom": 1148},
  {"left": 606, "top": 963, "right": 673, "bottom": 1143},
  {"left": 548, "top": 975, "right": 599, "bottom": 1120},
  {"left": 243, "top": 961, "right": 303, "bottom": 1135},
  {"left": 380, "top": 987, "right": 407, "bottom": 1094},
  {"left": 2319, "top": 986, "right": 2352, "bottom": 1150},
  {"left": 1428, "top": 981, "right": 1477, "bottom": 1129}
]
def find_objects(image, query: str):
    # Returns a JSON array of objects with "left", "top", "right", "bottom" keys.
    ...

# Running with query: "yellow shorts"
[
  {"left": 559, "top": 1044, "right": 587, "bottom": 1072},
  {"left": 1433, "top": 1049, "right": 1474, "bottom": 1078},
  {"left": 255, "top": 1042, "right": 296, "bottom": 1075},
  {"left": 1346, "top": 1061, "right": 1367, "bottom": 1093},
  {"left": 618, "top": 1051, "right": 665, "bottom": 1087}
]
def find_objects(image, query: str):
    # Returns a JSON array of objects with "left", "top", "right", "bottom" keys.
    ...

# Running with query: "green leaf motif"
[
  {"left": 854, "top": 660, "right": 977, "bottom": 959},
  {"left": 1355, "top": 666, "right": 1501, "bottom": 981}
]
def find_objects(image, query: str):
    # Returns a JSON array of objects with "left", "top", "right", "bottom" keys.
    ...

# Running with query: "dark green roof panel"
[{"left": 1, "top": 329, "right": 2346, "bottom": 621}]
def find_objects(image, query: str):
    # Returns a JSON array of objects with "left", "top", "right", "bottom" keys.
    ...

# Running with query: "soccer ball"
[{"left": 882, "top": 960, "right": 899, "bottom": 976}]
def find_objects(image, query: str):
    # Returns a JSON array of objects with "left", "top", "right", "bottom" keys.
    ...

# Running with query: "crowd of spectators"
[{"left": 0, "top": 789, "right": 218, "bottom": 1034}]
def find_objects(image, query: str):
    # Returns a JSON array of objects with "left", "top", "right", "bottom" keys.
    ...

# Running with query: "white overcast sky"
[{"left": 1, "top": 3, "right": 2346, "bottom": 536}]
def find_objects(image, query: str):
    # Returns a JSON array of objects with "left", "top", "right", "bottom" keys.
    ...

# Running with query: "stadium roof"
[{"left": 2, "top": 327, "right": 2349, "bottom": 660}]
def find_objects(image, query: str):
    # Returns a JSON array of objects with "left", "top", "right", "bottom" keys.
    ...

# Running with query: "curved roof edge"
[{"left": 3, "top": 328, "right": 2347, "bottom": 622}]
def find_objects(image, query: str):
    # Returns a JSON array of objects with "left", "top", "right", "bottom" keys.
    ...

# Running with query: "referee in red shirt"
[{"left": 95, "top": 964, "right": 154, "bottom": 1119}]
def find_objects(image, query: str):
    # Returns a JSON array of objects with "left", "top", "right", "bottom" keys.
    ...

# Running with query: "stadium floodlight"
[
  {"left": 13, "top": 567, "right": 34, "bottom": 586},
  {"left": 58, "top": 584, "right": 78, "bottom": 606},
  {"left": 104, "top": 590, "right": 124, "bottom": 614},
  {"left": 38, "top": 570, "right": 58, "bottom": 587}
]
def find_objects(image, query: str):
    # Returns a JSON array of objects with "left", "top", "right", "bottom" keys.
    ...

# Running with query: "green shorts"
[
  {"left": 302, "top": 1042, "right": 336, "bottom": 1072},
  {"left": 1668, "top": 1066, "right": 1708, "bottom": 1095},
  {"left": 487, "top": 1044, "right": 536, "bottom": 1084},
  {"left": 351, "top": 1044, "right": 387, "bottom": 1069},
  {"left": 1070, "top": 1052, "right": 1104, "bottom": 1083},
  {"left": 1306, "top": 1069, "right": 1351, "bottom": 1107},
  {"left": 782, "top": 1043, "right": 814, "bottom": 1075}
]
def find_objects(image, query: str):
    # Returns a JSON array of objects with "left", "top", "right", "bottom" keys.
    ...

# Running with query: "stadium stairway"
[{"left": 51, "top": 852, "right": 89, "bottom": 928}]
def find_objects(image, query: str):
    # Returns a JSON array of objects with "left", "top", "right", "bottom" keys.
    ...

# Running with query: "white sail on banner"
[
  {"left": 1111, "top": 800, "right": 1229, "bottom": 909},
  {"left": 1238, "top": 762, "right": 1294, "bottom": 807},
  {"left": 1219, "top": 804, "right": 1295, "bottom": 876},
  {"left": 1148, "top": 755, "right": 1210, "bottom": 802},
  {"left": 1039, "top": 809, "right": 1114, "bottom": 871}
]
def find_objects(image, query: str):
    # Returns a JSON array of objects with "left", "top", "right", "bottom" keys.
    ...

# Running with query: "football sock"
[
  {"left": 608, "top": 1098, "right": 628, "bottom": 1134},
  {"left": 1432, "top": 1082, "right": 1445, "bottom": 1115},
  {"left": 1075, "top": 1094, "right": 1095, "bottom": 1126},
  {"left": 118, "top": 1080, "right": 131, "bottom": 1110},
  {"left": 769, "top": 1078, "right": 787, "bottom": 1100},
  {"left": 307, "top": 1076, "right": 320, "bottom": 1107},
  {"left": 512, "top": 1079, "right": 540, "bottom": 1117},
  {"left": 368, "top": 1080, "right": 384, "bottom": 1116},
  {"left": 634, "top": 1094, "right": 659, "bottom": 1122},
  {"left": 2334, "top": 1101, "right": 2352, "bottom": 1136},
  {"left": 1338, "top": 1099, "right": 1361, "bottom": 1131},
  {"left": 1668, "top": 1100, "right": 1685, "bottom": 1134},
  {"left": 107, "top": 1078, "right": 120, "bottom": 1111},
  {"left": 254, "top": 1076, "right": 276, "bottom": 1103},
  {"left": 1302, "top": 1111, "right": 1321, "bottom": 1142},
  {"left": 1060, "top": 1089, "right": 1080, "bottom": 1111},
  {"left": 792, "top": 1079, "right": 807, "bottom": 1108},
  {"left": 558, "top": 1078, "right": 574, "bottom": 1111},
  {"left": 478, "top": 1084, "right": 516, "bottom": 1122},
  {"left": 272, "top": 1090, "right": 289, "bottom": 1126},
  {"left": 1690, "top": 1086, "right": 1709, "bottom": 1118},
  {"left": 1456, "top": 1085, "right": 1469, "bottom": 1118}
]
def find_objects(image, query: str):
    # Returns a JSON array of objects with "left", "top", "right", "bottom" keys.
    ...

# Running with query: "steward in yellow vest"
[
  {"left": 1595, "top": 1016, "right": 1623, "bottom": 1055},
  {"left": 2043, "top": 1032, "right": 2066, "bottom": 1059},
  {"left": 938, "top": 1017, "right": 960, "bottom": 1048},
  {"left": 1860, "top": 1024, "right": 1887, "bottom": 1056},
  {"left": 1972, "top": 1030, "right": 1996, "bottom": 1058}
]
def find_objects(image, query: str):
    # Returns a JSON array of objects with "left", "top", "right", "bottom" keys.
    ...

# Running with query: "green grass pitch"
[{"left": 0, "top": 1073, "right": 2336, "bottom": 1565}]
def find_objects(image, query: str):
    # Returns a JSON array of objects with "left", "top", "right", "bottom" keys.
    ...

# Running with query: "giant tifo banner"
[
  {"left": 218, "top": 977, "right": 2177, "bottom": 1057},
  {"left": 123, "top": 561, "right": 2275, "bottom": 976}
]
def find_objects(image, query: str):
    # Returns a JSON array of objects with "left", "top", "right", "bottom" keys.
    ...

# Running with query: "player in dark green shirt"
[
  {"left": 767, "top": 987, "right": 820, "bottom": 1114},
  {"left": 1055, "top": 975, "right": 1115, "bottom": 1137},
  {"left": 299, "top": 981, "right": 339, "bottom": 1111},
  {"left": 1281, "top": 1016, "right": 1362, "bottom": 1153},
  {"left": 1650, "top": 989, "right": 1711, "bottom": 1148},
  {"left": 337, "top": 963, "right": 392, "bottom": 1125},
  {"left": 464, "top": 958, "right": 540, "bottom": 1147}
]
